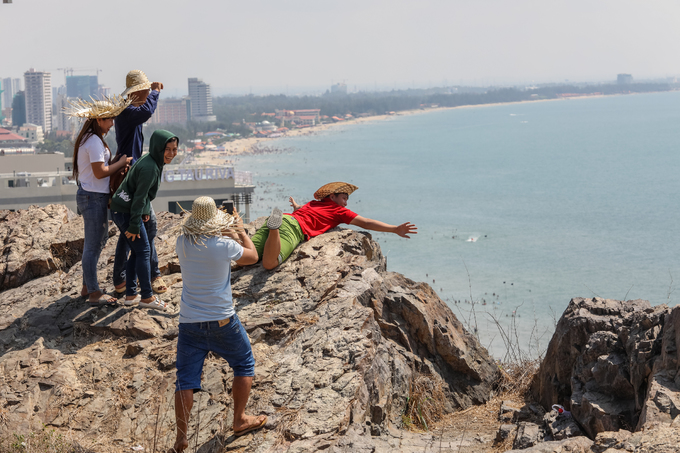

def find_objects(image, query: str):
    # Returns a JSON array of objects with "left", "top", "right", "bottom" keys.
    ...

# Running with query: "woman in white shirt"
[{"left": 67, "top": 97, "right": 133, "bottom": 306}]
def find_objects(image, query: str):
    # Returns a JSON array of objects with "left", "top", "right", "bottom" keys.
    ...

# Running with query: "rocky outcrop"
[
  {"left": 0, "top": 205, "right": 499, "bottom": 452},
  {"left": 0, "top": 205, "right": 87, "bottom": 291},
  {"left": 531, "top": 297, "right": 680, "bottom": 440}
]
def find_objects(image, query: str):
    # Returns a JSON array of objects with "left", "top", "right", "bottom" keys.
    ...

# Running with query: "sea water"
[{"left": 231, "top": 91, "right": 680, "bottom": 358}]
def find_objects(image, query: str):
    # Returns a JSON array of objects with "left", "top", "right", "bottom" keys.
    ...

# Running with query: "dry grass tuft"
[
  {"left": 273, "top": 407, "right": 303, "bottom": 446},
  {"left": 496, "top": 359, "right": 540, "bottom": 397},
  {"left": 0, "top": 427, "right": 95, "bottom": 453},
  {"left": 402, "top": 372, "right": 447, "bottom": 431}
]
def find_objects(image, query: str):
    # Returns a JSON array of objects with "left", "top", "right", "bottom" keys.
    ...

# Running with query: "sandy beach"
[{"left": 192, "top": 93, "right": 611, "bottom": 166}]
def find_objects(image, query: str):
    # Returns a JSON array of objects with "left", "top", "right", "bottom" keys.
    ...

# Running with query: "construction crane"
[{"left": 57, "top": 68, "right": 102, "bottom": 79}]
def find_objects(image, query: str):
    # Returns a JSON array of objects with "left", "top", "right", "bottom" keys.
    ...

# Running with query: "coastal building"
[
  {"left": 24, "top": 69, "right": 52, "bottom": 133},
  {"left": 617, "top": 74, "right": 633, "bottom": 85},
  {"left": 0, "top": 162, "right": 255, "bottom": 222},
  {"left": 17, "top": 124, "right": 44, "bottom": 143},
  {"left": 0, "top": 128, "right": 31, "bottom": 153},
  {"left": 149, "top": 97, "right": 191, "bottom": 125},
  {"left": 274, "top": 109, "right": 320, "bottom": 126},
  {"left": 188, "top": 78, "right": 216, "bottom": 122},
  {"left": 330, "top": 83, "right": 347, "bottom": 95}
]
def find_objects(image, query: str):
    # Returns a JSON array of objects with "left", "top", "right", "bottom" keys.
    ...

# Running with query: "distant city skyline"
[{"left": 2, "top": 0, "right": 680, "bottom": 97}]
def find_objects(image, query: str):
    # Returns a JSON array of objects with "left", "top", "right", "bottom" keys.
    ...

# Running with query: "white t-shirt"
[
  {"left": 176, "top": 235, "right": 244, "bottom": 323},
  {"left": 77, "top": 134, "right": 111, "bottom": 193}
]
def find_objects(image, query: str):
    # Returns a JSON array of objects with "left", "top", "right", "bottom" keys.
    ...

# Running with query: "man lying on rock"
[
  {"left": 171, "top": 196, "right": 266, "bottom": 452},
  {"left": 251, "top": 181, "right": 418, "bottom": 270}
]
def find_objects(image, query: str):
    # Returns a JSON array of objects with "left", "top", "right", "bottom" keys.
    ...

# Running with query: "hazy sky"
[{"left": 2, "top": 0, "right": 679, "bottom": 96}]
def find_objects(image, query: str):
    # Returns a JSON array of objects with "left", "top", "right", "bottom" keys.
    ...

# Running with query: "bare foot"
[
  {"left": 233, "top": 414, "right": 267, "bottom": 435},
  {"left": 169, "top": 437, "right": 188, "bottom": 453},
  {"left": 81, "top": 284, "right": 89, "bottom": 298}
]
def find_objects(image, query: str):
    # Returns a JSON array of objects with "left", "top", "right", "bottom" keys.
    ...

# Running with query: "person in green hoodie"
[{"left": 110, "top": 129, "right": 178, "bottom": 311}]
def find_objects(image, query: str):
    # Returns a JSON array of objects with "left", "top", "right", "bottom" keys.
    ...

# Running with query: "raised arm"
[
  {"left": 350, "top": 215, "right": 417, "bottom": 238},
  {"left": 289, "top": 196, "right": 303, "bottom": 212}
]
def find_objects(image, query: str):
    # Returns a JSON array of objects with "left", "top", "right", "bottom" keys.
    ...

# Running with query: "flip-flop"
[
  {"left": 233, "top": 415, "right": 267, "bottom": 437},
  {"left": 89, "top": 294, "right": 118, "bottom": 307}
]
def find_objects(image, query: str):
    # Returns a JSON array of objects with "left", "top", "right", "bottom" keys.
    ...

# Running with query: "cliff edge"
[{"left": 0, "top": 205, "right": 499, "bottom": 452}]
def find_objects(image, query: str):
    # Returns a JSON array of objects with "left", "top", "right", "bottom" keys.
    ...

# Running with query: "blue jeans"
[
  {"left": 112, "top": 205, "right": 159, "bottom": 287},
  {"left": 111, "top": 211, "right": 153, "bottom": 299},
  {"left": 76, "top": 188, "right": 110, "bottom": 294},
  {"left": 175, "top": 314, "right": 255, "bottom": 392}
]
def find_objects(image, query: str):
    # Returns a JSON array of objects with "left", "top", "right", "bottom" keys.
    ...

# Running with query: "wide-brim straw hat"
[
  {"left": 314, "top": 182, "right": 358, "bottom": 200},
  {"left": 178, "top": 196, "right": 240, "bottom": 245},
  {"left": 64, "top": 95, "right": 132, "bottom": 119},
  {"left": 121, "top": 69, "right": 152, "bottom": 97}
]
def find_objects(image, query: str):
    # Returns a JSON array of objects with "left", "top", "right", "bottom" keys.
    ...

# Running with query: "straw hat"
[
  {"left": 314, "top": 182, "right": 358, "bottom": 200},
  {"left": 179, "top": 196, "right": 240, "bottom": 245},
  {"left": 64, "top": 95, "right": 132, "bottom": 119},
  {"left": 121, "top": 70, "right": 152, "bottom": 97}
]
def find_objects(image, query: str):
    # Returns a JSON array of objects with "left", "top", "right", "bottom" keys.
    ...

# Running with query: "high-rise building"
[
  {"left": 149, "top": 97, "right": 191, "bottom": 125},
  {"left": 66, "top": 75, "right": 98, "bottom": 99},
  {"left": 617, "top": 74, "right": 633, "bottom": 85},
  {"left": 2, "top": 77, "right": 21, "bottom": 111},
  {"left": 24, "top": 69, "right": 52, "bottom": 132},
  {"left": 188, "top": 78, "right": 216, "bottom": 122}
]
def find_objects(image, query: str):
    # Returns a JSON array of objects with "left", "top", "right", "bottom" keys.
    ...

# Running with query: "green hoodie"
[{"left": 110, "top": 129, "right": 178, "bottom": 235}]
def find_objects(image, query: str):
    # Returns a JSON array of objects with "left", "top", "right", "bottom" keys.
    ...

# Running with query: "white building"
[
  {"left": 18, "top": 123, "right": 44, "bottom": 143},
  {"left": 24, "top": 69, "right": 52, "bottom": 133},
  {"left": 188, "top": 78, "right": 216, "bottom": 122}
]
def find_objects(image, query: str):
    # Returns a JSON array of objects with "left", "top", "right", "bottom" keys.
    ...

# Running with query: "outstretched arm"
[
  {"left": 289, "top": 196, "right": 303, "bottom": 212},
  {"left": 350, "top": 215, "right": 417, "bottom": 238}
]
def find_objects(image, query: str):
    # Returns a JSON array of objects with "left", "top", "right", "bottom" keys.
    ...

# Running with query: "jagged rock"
[
  {"left": 0, "top": 205, "right": 90, "bottom": 291},
  {"left": 513, "top": 422, "right": 542, "bottom": 449},
  {"left": 0, "top": 205, "right": 499, "bottom": 452},
  {"left": 543, "top": 409, "right": 584, "bottom": 440},
  {"left": 532, "top": 297, "right": 670, "bottom": 438},
  {"left": 504, "top": 436, "right": 593, "bottom": 453},
  {"left": 496, "top": 423, "right": 515, "bottom": 442},
  {"left": 591, "top": 430, "right": 633, "bottom": 453}
]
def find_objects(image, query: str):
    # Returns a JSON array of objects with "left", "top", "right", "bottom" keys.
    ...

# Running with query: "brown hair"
[{"left": 72, "top": 119, "right": 110, "bottom": 181}]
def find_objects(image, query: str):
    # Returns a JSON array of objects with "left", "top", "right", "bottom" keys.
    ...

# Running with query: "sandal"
[
  {"left": 233, "top": 415, "right": 267, "bottom": 437},
  {"left": 138, "top": 296, "right": 168, "bottom": 311},
  {"left": 151, "top": 276, "right": 168, "bottom": 294},
  {"left": 114, "top": 282, "right": 127, "bottom": 294},
  {"left": 89, "top": 294, "right": 118, "bottom": 307},
  {"left": 124, "top": 295, "right": 140, "bottom": 306}
]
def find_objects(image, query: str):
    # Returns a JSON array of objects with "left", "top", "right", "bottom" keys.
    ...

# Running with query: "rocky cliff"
[
  {"left": 0, "top": 205, "right": 500, "bottom": 452},
  {"left": 519, "top": 297, "right": 680, "bottom": 452}
]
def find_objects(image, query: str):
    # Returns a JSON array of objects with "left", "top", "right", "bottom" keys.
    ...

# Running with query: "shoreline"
[{"left": 192, "top": 91, "right": 648, "bottom": 165}]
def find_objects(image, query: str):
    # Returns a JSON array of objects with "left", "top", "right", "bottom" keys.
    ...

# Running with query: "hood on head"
[{"left": 149, "top": 129, "right": 179, "bottom": 167}]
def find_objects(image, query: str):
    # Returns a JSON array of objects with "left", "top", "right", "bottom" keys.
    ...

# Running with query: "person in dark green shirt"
[{"left": 110, "top": 129, "right": 178, "bottom": 310}]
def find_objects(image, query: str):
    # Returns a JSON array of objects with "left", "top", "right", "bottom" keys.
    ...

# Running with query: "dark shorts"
[{"left": 175, "top": 314, "right": 254, "bottom": 392}]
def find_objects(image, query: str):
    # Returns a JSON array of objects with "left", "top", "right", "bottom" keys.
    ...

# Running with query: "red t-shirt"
[{"left": 289, "top": 199, "right": 358, "bottom": 240}]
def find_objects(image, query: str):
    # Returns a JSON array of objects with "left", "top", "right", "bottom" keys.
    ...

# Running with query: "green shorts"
[{"left": 251, "top": 215, "right": 304, "bottom": 265}]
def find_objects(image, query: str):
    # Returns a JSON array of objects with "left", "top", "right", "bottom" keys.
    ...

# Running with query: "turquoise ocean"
[{"left": 229, "top": 91, "right": 680, "bottom": 358}]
